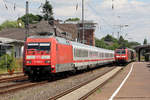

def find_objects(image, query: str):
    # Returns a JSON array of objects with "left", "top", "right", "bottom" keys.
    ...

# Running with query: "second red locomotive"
[{"left": 115, "top": 48, "right": 136, "bottom": 64}]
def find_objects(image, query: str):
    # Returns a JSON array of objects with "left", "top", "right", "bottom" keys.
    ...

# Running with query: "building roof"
[
  {"left": 58, "top": 23, "right": 78, "bottom": 40},
  {"left": 134, "top": 44, "right": 150, "bottom": 51},
  {"left": 0, "top": 37, "right": 24, "bottom": 43}
]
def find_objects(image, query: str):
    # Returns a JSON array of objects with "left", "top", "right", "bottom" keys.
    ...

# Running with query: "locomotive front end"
[
  {"left": 115, "top": 49, "right": 127, "bottom": 63},
  {"left": 23, "top": 36, "right": 56, "bottom": 78}
]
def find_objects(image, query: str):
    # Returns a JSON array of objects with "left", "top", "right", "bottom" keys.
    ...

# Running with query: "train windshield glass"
[
  {"left": 27, "top": 42, "right": 50, "bottom": 51},
  {"left": 116, "top": 50, "right": 126, "bottom": 54}
]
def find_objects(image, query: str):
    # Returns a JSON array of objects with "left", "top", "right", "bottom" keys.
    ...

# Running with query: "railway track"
[
  {"left": 48, "top": 67, "right": 120, "bottom": 100},
  {"left": 0, "top": 80, "right": 48, "bottom": 94},
  {"left": 0, "top": 72, "right": 23, "bottom": 77},
  {"left": 0, "top": 66, "right": 117, "bottom": 96},
  {"left": 0, "top": 75, "right": 27, "bottom": 83}
]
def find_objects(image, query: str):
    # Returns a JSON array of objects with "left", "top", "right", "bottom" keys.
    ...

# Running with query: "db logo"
[{"left": 36, "top": 61, "right": 43, "bottom": 63}]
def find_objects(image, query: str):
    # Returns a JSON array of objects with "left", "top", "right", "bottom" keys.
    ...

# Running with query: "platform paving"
[
  {"left": 114, "top": 62, "right": 150, "bottom": 100},
  {"left": 86, "top": 62, "right": 150, "bottom": 100},
  {"left": 57, "top": 67, "right": 122, "bottom": 100}
]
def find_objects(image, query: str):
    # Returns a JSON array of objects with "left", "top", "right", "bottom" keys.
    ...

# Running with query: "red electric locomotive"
[
  {"left": 115, "top": 48, "right": 136, "bottom": 64},
  {"left": 23, "top": 35, "right": 115, "bottom": 79}
]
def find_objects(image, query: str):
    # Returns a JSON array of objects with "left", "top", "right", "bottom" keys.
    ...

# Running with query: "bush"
[
  {"left": 18, "top": 14, "right": 43, "bottom": 24},
  {"left": 0, "top": 20, "right": 24, "bottom": 31},
  {"left": 0, "top": 54, "right": 15, "bottom": 70},
  {"left": 0, "top": 48, "right": 16, "bottom": 71}
]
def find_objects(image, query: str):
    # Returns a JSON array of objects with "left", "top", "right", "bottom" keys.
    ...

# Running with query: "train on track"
[
  {"left": 23, "top": 36, "right": 136, "bottom": 79},
  {"left": 115, "top": 48, "right": 136, "bottom": 64}
]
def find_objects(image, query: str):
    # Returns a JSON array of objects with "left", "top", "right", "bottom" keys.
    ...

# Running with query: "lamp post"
[
  {"left": 25, "top": 1, "right": 29, "bottom": 40},
  {"left": 117, "top": 24, "right": 128, "bottom": 39}
]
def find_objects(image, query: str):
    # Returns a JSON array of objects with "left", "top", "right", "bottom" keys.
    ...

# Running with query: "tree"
[
  {"left": 95, "top": 38, "right": 107, "bottom": 49},
  {"left": 143, "top": 38, "right": 147, "bottom": 45},
  {"left": 18, "top": 14, "right": 42, "bottom": 24},
  {"left": 95, "top": 35, "right": 140, "bottom": 50},
  {"left": 118, "top": 36, "right": 124, "bottom": 43},
  {"left": 42, "top": 0, "right": 53, "bottom": 21},
  {"left": 0, "top": 20, "right": 24, "bottom": 31},
  {"left": 104, "top": 34, "right": 113, "bottom": 42}
]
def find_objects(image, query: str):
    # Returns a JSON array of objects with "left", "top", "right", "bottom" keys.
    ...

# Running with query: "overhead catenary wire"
[
  {"left": 1, "top": 0, "right": 19, "bottom": 20},
  {"left": 85, "top": 0, "right": 126, "bottom": 39},
  {"left": 3, "top": 0, "right": 8, "bottom": 10},
  {"left": 86, "top": 2, "right": 114, "bottom": 29},
  {"left": 2, "top": 0, "right": 41, "bottom": 13}
]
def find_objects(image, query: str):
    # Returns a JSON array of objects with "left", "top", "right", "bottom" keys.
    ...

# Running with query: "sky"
[{"left": 0, "top": 0, "right": 150, "bottom": 44}]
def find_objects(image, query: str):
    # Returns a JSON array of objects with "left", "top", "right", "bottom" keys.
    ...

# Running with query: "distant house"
[{"left": 0, "top": 37, "right": 24, "bottom": 58}]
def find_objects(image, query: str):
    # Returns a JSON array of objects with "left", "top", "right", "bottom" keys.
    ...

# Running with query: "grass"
[
  {"left": 96, "top": 88, "right": 101, "bottom": 93},
  {"left": 0, "top": 68, "right": 8, "bottom": 74}
]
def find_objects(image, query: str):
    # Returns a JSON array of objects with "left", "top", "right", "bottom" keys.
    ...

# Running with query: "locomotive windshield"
[
  {"left": 27, "top": 42, "right": 50, "bottom": 51},
  {"left": 116, "top": 49, "right": 126, "bottom": 54}
]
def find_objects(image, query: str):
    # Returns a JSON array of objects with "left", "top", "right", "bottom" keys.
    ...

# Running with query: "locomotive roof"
[
  {"left": 116, "top": 48, "right": 135, "bottom": 52},
  {"left": 29, "top": 35, "right": 53, "bottom": 39},
  {"left": 28, "top": 36, "right": 70, "bottom": 45},
  {"left": 55, "top": 37, "right": 70, "bottom": 45}
]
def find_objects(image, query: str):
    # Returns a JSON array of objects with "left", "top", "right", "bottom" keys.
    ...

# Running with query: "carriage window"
[
  {"left": 27, "top": 43, "right": 39, "bottom": 50},
  {"left": 39, "top": 43, "right": 50, "bottom": 51},
  {"left": 75, "top": 49, "right": 88, "bottom": 57},
  {"left": 116, "top": 50, "right": 121, "bottom": 54},
  {"left": 122, "top": 50, "right": 126, "bottom": 54},
  {"left": 116, "top": 50, "right": 126, "bottom": 54}
]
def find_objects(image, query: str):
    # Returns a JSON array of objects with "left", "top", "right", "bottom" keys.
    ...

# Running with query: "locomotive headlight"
[
  {"left": 45, "top": 60, "right": 50, "bottom": 63},
  {"left": 27, "top": 60, "right": 32, "bottom": 64},
  {"left": 26, "top": 55, "right": 35, "bottom": 59},
  {"left": 41, "top": 55, "right": 50, "bottom": 59},
  {"left": 51, "top": 65, "right": 55, "bottom": 68}
]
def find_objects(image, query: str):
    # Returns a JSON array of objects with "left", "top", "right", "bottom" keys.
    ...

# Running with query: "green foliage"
[
  {"left": 0, "top": 49, "right": 16, "bottom": 70},
  {"left": 95, "top": 34, "right": 140, "bottom": 50},
  {"left": 17, "top": 19, "right": 25, "bottom": 28},
  {"left": 42, "top": 0, "right": 53, "bottom": 21},
  {"left": 101, "top": 35, "right": 118, "bottom": 43},
  {"left": 103, "top": 35, "right": 113, "bottom": 42},
  {"left": 18, "top": 14, "right": 43, "bottom": 24},
  {"left": 143, "top": 38, "right": 147, "bottom": 44},
  {"left": 0, "top": 20, "right": 24, "bottom": 31},
  {"left": 66, "top": 18, "right": 80, "bottom": 22},
  {"left": 95, "top": 39, "right": 107, "bottom": 49}
]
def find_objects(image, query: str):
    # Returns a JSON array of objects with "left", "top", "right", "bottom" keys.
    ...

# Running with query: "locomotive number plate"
[{"left": 35, "top": 61, "right": 43, "bottom": 63}]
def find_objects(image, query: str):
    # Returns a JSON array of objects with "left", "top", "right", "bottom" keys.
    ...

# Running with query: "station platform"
[{"left": 86, "top": 62, "right": 150, "bottom": 100}]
